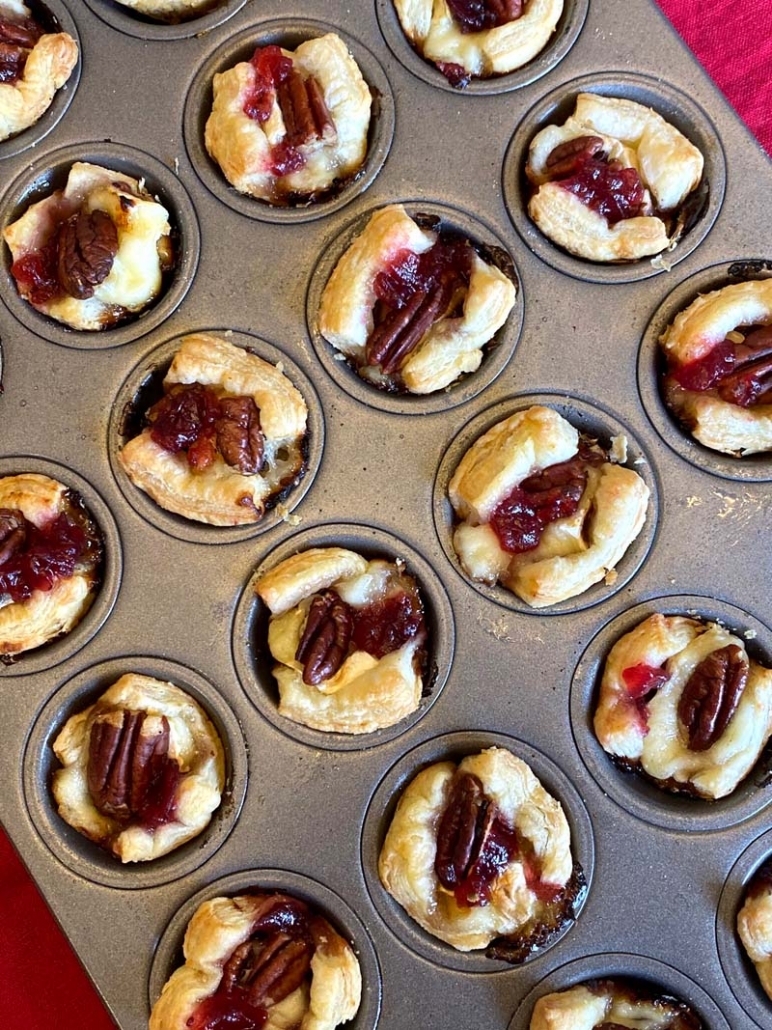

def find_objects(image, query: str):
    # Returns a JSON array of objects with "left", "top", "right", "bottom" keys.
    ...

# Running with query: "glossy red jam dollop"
[
  {"left": 489, "top": 444, "right": 604, "bottom": 555},
  {"left": 446, "top": 0, "right": 523, "bottom": 34},
  {"left": 186, "top": 995, "right": 268, "bottom": 1030},
  {"left": 351, "top": 590, "right": 426, "bottom": 659},
  {"left": 148, "top": 383, "right": 222, "bottom": 468},
  {"left": 0, "top": 16, "right": 42, "bottom": 84},
  {"left": 621, "top": 662, "right": 669, "bottom": 700},
  {"left": 671, "top": 325, "right": 772, "bottom": 407},
  {"left": 10, "top": 240, "right": 62, "bottom": 306},
  {"left": 0, "top": 511, "right": 92, "bottom": 603},
  {"left": 244, "top": 45, "right": 292, "bottom": 123},
  {"left": 374, "top": 235, "right": 473, "bottom": 313},
  {"left": 558, "top": 154, "right": 646, "bottom": 225}
]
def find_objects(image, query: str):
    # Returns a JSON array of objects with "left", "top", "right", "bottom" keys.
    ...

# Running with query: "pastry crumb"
[
  {"left": 604, "top": 568, "right": 618, "bottom": 586},
  {"left": 476, "top": 612, "right": 513, "bottom": 642},
  {"left": 745, "top": 629, "right": 758, "bottom": 640},
  {"left": 685, "top": 496, "right": 703, "bottom": 508},
  {"left": 650, "top": 253, "right": 673, "bottom": 271},
  {"left": 609, "top": 434, "right": 628, "bottom": 464},
  {"left": 224, "top": 329, "right": 233, "bottom": 337},
  {"left": 275, "top": 503, "right": 302, "bottom": 526},
  {"left": 173, "top": 156, "right": 180, "bottom": 175}
]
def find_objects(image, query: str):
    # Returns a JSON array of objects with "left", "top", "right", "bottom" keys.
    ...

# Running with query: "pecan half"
[
  {"left": 295, "top": 590, "right": 353, "bottom": 685},
  {"left": 366, "top": 280, "right": 453, "bottom": 374},
  {"left": 277, "top": 68, "right": 334, "bottom": 146},
  {"left": 57, "top": 209, "right": 119, "bottom": 300},
  {"left": 544, "top": 135, "right": 606, "bottom": 179},
  {"left": 216, "top": 396, "right": 264, "bottom": 474},
  {"left": 87, "top": 708, "right": 174, "bottom": 820},
  {"left": 435, "top": 773, "right": 494, "bottom": 891},
  {"left": 221, "top": 894, "right": 314, "bottom": 1009},
  {"left": 677, "top": 644, "right": 748, "bottom": 751},
  {"left": 0, "top": 16, "right": 42, "bottom": 48},
  {"left": 716, "top": 325, "right": 772, "bottom": 407},
  {"left": 519, "top": 442, "right": 604, "bottom": 522},
  {"left": 0, "top": 508, "right": 26, "bottom": 566}
]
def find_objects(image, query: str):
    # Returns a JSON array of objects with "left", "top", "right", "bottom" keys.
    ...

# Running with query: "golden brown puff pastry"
[
  {"left": 593, "top": 613, "right": 772, "bottom": 800},
  {"left": 738, "top": 860, "right": 772, "bottom": 1002},
  {"left": 205, "top": 34, "right": 371, "bottom": 203},
  {"left": 119, "top": 333, "right": 308, "bottom": 526},
  {"left": 449, "top": 406, "right": 649, "bottom": 608},
  {"left": 529, "top": 979, "right": 705, "bottom": 1030},
  {"left": 394, "top": 0, "right": 563, "bottom": 84},
  {"left": 379, "top": 746, "right": 583, "bottom": 958},
  {"left": 255, "top": 546, "right": 428, "bottom": 735},
  {"left": 111, "top": 0, "right": 218, "bottom": 21},
  {"left": 0, "top": 0, "right": 78, "bottom": 142},
  {"left": 526, "top": 93, "right": 704, "bottom": 262},
  {"left": 149, "top": 891, "right": 362, "bottom": 1030},
  {"left": 3, "top": 161, "right": 173, "bottom": 331},
  {"left": 659, "top": 279, "right": 772, "bottom": 455},
  {"left": 0, "top": 474, "right": 102, "bottom": 656},
  {"left": 318, "top": 204, "right": 516, "bottom": 394},
  {"left": 52, "top": 673, "right": 225, "bottom": 863}
]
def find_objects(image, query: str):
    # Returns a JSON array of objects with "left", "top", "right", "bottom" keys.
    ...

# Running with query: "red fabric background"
[{"left": 1, "top": 3, "right": 770, "bottom": 1028}]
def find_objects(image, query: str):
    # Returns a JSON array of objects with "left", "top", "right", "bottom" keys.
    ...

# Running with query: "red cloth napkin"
[
  {"left": 657, "top": 0, "right": 772, "bottom": 155},
  {"left": 1, "top": 4, "right": 770, "bottom": 1028}
]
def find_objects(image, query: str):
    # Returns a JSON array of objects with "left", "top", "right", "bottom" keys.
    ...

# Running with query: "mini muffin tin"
[{"left": 0, "top": 1, "right": 770, "bottom": 1028}]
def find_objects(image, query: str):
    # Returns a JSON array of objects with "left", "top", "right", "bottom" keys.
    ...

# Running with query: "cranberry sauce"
[
  {"left": 188, "top": 896, "right": 314, "bottom": 1030},
  {"left": 351, "top": 588, "right": 426, "bottom": 659},
  {"left": 544, "top": 140, "right": 646, "bottom": 225},
  {"left": 0, "top": 14, "right": 42, "bottom": 84},
  {"left": 489, "top": 439, "right": 606, "bottom": 555},
  {"left": 620, "top": 663, "right": 669, "bottom": 735},
  {"left": 0, "top": 500, "right": 101, "bottom": 604},
  {"left": 147, "top": 383, "right": 263, "bottom": 473},
  {"left": 671, "top": 325, "right": 772, "bottom": 407},
  {"left": 446, "top": 0, "right": 523, "bottom": 34},
  {"left": 10, "top": 240, "right": 63, "bottom": 306},
  {"left": 453, "top": 816, "right": 520, "bottom": 907},
  {"left": 365, "top": 231, "right": 474, "bottom": 374},
  {"left": 243, "top": 45, "right": 334, "bottom": 178},
  {"left": 435, "top": 62, "right": 471, "bottom": 89}
]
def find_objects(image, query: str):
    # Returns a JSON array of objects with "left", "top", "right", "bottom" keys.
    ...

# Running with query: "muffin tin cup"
[
  {"left": 360, "top": 729, "right": 595, "bottom": 973},
  {"left": 79, "top": 0, "right": 246, "bottom": 41},
  {"left": 0, "top": 455, "right": 122, "bottom": 678},
  {"left": 570, "top": 593, "right": 772, "bottom": 832},
  {"left": 148, "top": 868, "right": 382, "bottom": 1029},
  {"left": 183, "top": 19, "right": 396, "bottom": 223},
  {"left": 21, "top": 655, "right": 248, "bottom": 889},
  {"left": 638, "top": 258, "right": 772, "bottom": 482},
  {"left": 432, "top": 392, "right": 660, "bottom": 615},
  {"left": 231, "top": 521, "right": 456, "bottom": 752},
  {"left": 375, "top": 0, "right": 589, "bottom": 96},
  {"left": 304, "top": 199, "right": 525, "bottom": 413},
  {"left": 717, "top": 828, "right": 772, "bottom": 1029},
  {"left": 507, "top": 953, "right": 731, "bottom": 1029},
  {"left": 502, "top": 71, "right": 726, "bottom": 284},
  {"left": 0, "top": 141, "right": 201, "bottom": 349},
  {"left": 107, "top": 329, "right": 325, "bottom": 545},
  {"left": 0, "top": 0, "right": 82, "bottom": 161}
]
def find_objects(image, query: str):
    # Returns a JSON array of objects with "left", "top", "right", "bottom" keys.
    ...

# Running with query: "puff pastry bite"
[
  {"left": 394, "top": 0, "right": 563, "bottom": 87},
  {"left": 379, "top": 746, "right": 585, "bottom": 960},
  {"left": 4, "top": 161, "right": 174, "bottom": 330},
  {"left": 659, "top": 279, "right": 772, "bottom": 455},
  {"left": 0, "top": 0, "right": 77, "bottom": 142},
  {"left": 52, "top": 674, "right": 225, "bottom": 863},
  {"left": 593, "top": 613, "right": 772, "bottom": 799},
  {"left": 255, "top": 547, "right": 428, "bottom": 734},
  {"left": 149, "top": 891, "right": 362, "bottom": 1030},
  {"left": 526, "top": 93, "right": 704, "bottom": 262},
  {"left": 449, "top": 406, "right": 649, "bottom": 608},
  {"left": 119, "top": 333, "right": 308, "bottom": 526},
  {"left": 111, "top": 0, "right": 219, "bottom": 22},
  {"left": 738, "top": 859, "right": 772, "bottom": 1001},
  {"left": 205, "top": 35, "right": 372, "bottom": 204},
  {"left": 0, "top": 474, "right": 102, "bottom": 656},
  {"left": 529, "top": 979, "right": 704, "bottom": 1030},
  {"left": 318, "top": 204, "right": 516, "bottom": 394}
]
